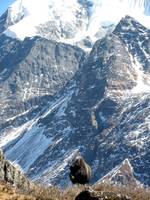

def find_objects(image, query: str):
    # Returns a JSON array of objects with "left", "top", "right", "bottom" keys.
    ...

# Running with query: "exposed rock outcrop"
[{"left": 0, "top": 149, "right": 31, "bottom": 192}]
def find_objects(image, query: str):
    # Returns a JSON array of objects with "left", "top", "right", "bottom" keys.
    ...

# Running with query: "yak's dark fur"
[{"left": 69, "top": 157, "right": 91, "bottom": 185}]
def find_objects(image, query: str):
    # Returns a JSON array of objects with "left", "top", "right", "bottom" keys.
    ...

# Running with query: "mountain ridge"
[{"left": 0, "top": 13, "right": 150, "bottom": 187}]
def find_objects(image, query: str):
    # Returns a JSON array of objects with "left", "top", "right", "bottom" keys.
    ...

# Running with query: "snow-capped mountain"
[
  {"left": 1, "top": 0, "right": 150, "bottom": 48},
  {"left": 0, "top": 0, "right": 150, "bottom": 188}
]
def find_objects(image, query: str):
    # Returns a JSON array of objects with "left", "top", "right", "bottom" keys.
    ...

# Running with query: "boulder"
[{"left": 75, "top": 189, "right": 131, "bottom": 200}]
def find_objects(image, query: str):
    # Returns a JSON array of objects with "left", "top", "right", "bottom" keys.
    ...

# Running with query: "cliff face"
[{"left": 0, "top": 149, "right": 31, "bottom": 191}]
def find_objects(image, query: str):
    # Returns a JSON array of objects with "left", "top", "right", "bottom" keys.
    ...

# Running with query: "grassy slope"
[{"left": 0, "top": 182, "right": 150, "bottom": 200}]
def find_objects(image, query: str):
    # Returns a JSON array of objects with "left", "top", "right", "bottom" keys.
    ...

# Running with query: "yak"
[{"left": 69, "top": 156, "right": 91, "bottom": 185}]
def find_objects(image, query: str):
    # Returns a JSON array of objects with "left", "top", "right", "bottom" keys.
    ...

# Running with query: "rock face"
[
  {"left": 0, "top": 15, "right": 150, "bottom": 188},
  {"left": 98, "top": 159, "right": 142, "bottom": 187},
  {"left": 0, "top": 34, "right": 85, "bottom": 124},
  {"left": 0, "top": 149, "right": 30, "bottom": 191}
]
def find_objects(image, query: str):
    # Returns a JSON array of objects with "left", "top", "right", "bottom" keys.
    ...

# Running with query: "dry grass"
[
  {"left": 28, "top": 184, "right": 63, "bottom": 200},
  {"left": 27, "top": 184, "right": 83, "bottom": 200},
  {"left": 0, "top": 182, "right": 150, "bottom": 200},
  {"left": 93, "top": 183, "right": 150, "bottom": 200},
  {"left": 23, "top": 183, "right": 150, "bottom": 200},
  {"left": 0, "top": 181, "right": 35, "bottom": 200}
]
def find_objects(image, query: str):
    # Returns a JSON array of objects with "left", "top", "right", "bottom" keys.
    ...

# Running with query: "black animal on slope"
[{"left": 69, "top": 156, "right": 91, "bottom": 185}]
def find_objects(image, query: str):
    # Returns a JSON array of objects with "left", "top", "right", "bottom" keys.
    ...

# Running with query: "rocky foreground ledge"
[{"left": 0, "top": 149, "right": 31, "bottom": 192}]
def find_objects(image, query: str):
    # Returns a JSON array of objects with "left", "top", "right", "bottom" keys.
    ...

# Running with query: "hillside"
[{"left": 0, "top": 182, "right": 150, "bottom": 200}]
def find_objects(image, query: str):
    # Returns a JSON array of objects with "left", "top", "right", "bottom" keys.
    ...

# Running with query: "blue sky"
[{"left": 0, "top": 0, "right": 15, "bottom": 16}]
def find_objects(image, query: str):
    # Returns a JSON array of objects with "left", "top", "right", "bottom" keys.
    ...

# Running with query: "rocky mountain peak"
[{"left": 98, "top": 159, "right": 142, "bottom": 187}]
